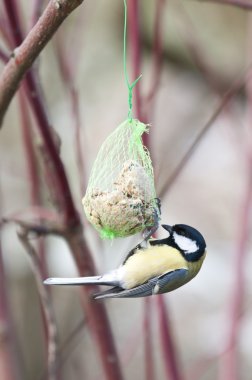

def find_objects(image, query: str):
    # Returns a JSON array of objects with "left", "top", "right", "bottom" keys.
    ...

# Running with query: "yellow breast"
[{"left": 122, "top": 245, "right": 189, "bottom": 289}]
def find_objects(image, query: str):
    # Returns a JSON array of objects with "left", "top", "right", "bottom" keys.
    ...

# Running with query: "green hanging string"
[{"left": 123, "top": 0, "right": 142, "bottom": 121}]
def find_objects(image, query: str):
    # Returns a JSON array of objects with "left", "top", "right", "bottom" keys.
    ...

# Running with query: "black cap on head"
[{"left": 161, "top": 223, "right": 206, "bottom": 262}]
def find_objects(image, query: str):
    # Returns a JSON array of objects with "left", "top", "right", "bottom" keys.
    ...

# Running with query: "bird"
[{"left": 44, "top": 224, "right": 206, "bottom": 299}]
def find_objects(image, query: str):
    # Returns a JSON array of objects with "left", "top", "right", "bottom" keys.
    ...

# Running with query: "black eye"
[{"left": 176, "top": 228, "right": 186, "bottom": 236}]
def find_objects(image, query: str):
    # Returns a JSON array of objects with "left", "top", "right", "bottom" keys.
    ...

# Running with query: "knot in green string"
[{"left": 123, "top": 0, "right": 142, "bottom": 121}]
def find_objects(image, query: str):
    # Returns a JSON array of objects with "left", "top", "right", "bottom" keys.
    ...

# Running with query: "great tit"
[{"left": 44, "top": 224, "right": 206, "bottom": 299}]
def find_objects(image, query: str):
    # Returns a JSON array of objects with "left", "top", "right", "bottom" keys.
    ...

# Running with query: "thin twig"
[
  {"left": 18, "top": 89, "right": 40, "bottom": 206},
  {"left": 218, "top": 19, "right": 252, "bottom": 380},
  {"left": 3, "top": 0, "right": 23, "bottom": 46},
  {"left": 0, "top": 233, "right": 18, "bottom": 380},
  {"left": 65, "top": 232, "right": 124, "bottom": 380},
  {"left": 176, "top": 0, "right": 225, "bottom": 94},
  {"left": 144, "top": 298, "right": 155, "bottom": 380},
  {"left": 127, "top": 4, "right": 156, "bottom": 379},
  {"left": 144, "top": 0, "right": 166, "bottom": 118},
  {"left": 157, "top": 296, "right": 183, "bottom": 380},
  {"left": 127, "top": 3, "right": 183, "bottom": 379},
  {"left": 18, "top": 88, "right": 51, "bottom": 350},
  {"left": 158, "top": 64, "right": 252, "bottom": 198},
  {"left": 25, "top": 68, "right": 80, "bottom": 227},
  {"left": 18, "top": 227, "right": 60, "bottom": 380},
  {"left": 0, "top": 0, "right": 85, "bottom": 126},
  {"left": 218, "top": 157, "right": 252, "bottom": 380},
  {"left": 55, "top": 38, "right": 86, "bottom": 195},
  {"left": 39, "top": 318, "right": 85, "bottom": 380}
]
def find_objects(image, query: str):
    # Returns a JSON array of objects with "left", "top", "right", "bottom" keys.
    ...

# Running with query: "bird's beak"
[{"left": 161, "top": 224, "right": 172, "bottom": 234}]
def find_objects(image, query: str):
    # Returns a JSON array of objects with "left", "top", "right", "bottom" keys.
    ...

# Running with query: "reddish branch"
[
  {"left": 18, "top": 90, "right": 40, "bottom": 206},
  {"left": 3, "top": 0, "right": 83, "bottom": 226},
  {"left": 18, "top": 228, "right": 60, "bottom": 380},
  {"left": 55, "top": 38, "right": 86, "bottom": 194},
  {"left": 157, "top": 296, "right": 183, "bottom": 380},
  {"left": 158, "top": 65, "right": 252, "bottom": 197},
  {"left": 143, "top": 299, "right": 155, "bottom": 380},
  {"left": 1, "top": 1, "right": 124, "bottom": 380},
  {"left": 220, "top": 162, "right": 252, "bottom": 380},
  {"left": 25, "top": 71, "right": 80, "bottom": 226},
  {"left": 0, "top": 0, "right": 85, "bottom": 127},
  {"left": 145, "top": 0, "right": 165, "bottom": 117},
  {"left": 127, "top": 3, "right": 183, "bottom": 379},
  {"left": 0, "top": 241, "right": 18, "bottom": 380},
  {"left": 219, "top": 34, "right": 252, "bottom": 378}
]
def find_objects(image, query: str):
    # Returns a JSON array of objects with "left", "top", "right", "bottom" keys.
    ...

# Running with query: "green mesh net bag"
[{"left": 82, "top": 119, "right": 160, "bottom": 239}]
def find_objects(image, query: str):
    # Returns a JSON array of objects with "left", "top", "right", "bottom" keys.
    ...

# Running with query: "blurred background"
[{"left": 0, "top": 0, "right": 252, "bottom": 379}]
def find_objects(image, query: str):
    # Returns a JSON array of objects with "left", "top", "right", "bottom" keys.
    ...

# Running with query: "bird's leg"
[
  {"left": 142, "top": 223, "right": 159, "bottom": 241},
  {"left": 142, "top": 198, "right": 161, "bottom": 240}
]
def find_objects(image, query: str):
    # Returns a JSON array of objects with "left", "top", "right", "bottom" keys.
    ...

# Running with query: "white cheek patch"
[{"left": 173, "top": 232, "right": 198, "bottom": 254}]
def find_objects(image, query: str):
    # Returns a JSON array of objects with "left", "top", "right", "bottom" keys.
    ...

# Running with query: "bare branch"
[
  {"left": 18, "top": 227, "right": 60, "bottom": 380},
  {"left": 66, "top": 231, "right": 124, "bottom": 380},
  {"left": 144, "top": 0, "right": 166, "bottom": 117},
  {"left": 157, "top": 296, "right": 183, "bottom": 380},
  {"left": 0, "top": 237, "right": 19, "bottom": 380},
  {"left": 144, "top": 298, "right": 155, "bottom": 380},
  {"left": 220, "top": 159, "right": 252, "bottom": 380},
  {"left": 0, "top": 0, "right": 85, "bottom": 127},
  {"left": 39, "top": 318, "right": 86, "bottom": 380},
  {"left": 158, "top": 64, "right": 252, "bottom": 197},
  {"left": 55, "top": 38, "right": 86, "bottom": 195}
]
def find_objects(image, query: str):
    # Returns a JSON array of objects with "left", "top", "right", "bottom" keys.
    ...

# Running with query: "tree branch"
[
  {"left": 158, "top": 64, "right": 252, "bottom": 197},
  {"left": 157, "top": 296, "right": 183, "bottom": 380},
  {"left": 0, "top": 0, "right": 85, "bottom": 127},
  {"left": 2, "top": 2, "right": 124, "bottom": 378},
  {"left": 18, "top": 227, "right": 60, "bottom": 380},
  {"left": 0, "top": 238, "right": 18, "bottom": 380}
]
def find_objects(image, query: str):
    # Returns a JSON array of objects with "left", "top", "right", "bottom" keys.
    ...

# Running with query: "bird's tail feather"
[
  {"left": 93, "top": 286, "right": 123, "bottom": 299},
  {"left": 44, "top": 276, "right": 115, "bottom": 286}
]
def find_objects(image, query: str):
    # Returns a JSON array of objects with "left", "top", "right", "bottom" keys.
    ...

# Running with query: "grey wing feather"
[
  {"left": 93, "top": 268, "right": 188, "bottom": 299},
  {"left": 93, "top": 282, "right": 154, "bottom": 299},
  {"left": 152, "top": 268, "right": 188, "bottom": 294}
]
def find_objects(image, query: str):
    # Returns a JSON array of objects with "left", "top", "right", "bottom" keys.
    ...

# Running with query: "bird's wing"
[
  {"left": 122, "top": 239, "right": 148, "bottom": 265},
  {"left": 122, "top": 234, "right": 164, "bottom": 266},
  {"left": 93, "top": 268, "right": 188, "bottom": 299}
]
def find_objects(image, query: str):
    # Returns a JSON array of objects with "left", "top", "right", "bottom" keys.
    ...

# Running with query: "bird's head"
[{"left": 162, "top": 224, "right": 206, "bottom": 262}]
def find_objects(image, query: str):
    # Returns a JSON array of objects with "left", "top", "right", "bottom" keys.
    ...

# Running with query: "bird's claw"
[
  {"left": 142, "top": 198, "right": 161, "bottom": 241},
  {"left": 142, "top": 223, "right": 159, "bottom": 241}
]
